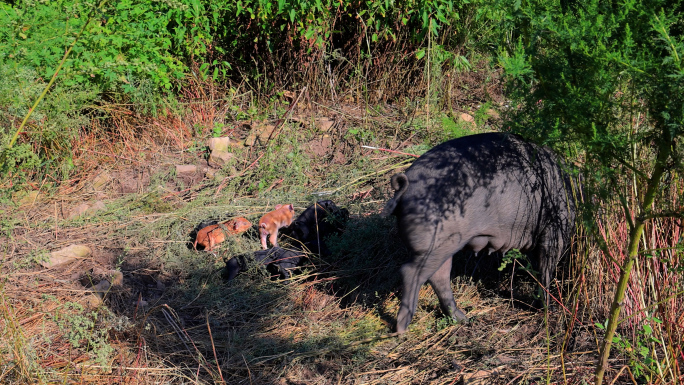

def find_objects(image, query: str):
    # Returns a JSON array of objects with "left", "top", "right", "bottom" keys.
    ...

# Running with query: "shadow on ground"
[
  {"left": 102, "top": 208, "right": 588, "bottom": 384},
  {"left": 1, "top": 197, "right": 598, "bottom": 384}
]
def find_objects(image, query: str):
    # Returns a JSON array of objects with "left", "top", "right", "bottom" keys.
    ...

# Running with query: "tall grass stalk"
[{"left": 595, "top": 135, "right": 671, "bottom": 383}]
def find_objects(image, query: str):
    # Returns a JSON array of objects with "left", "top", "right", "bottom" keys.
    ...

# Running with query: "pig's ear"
[
  {"left": 287, "top": 204, "right": 294, "bottom": 211},
  {"left": 275, "top": 204, "right": 283, "bottom": 210}
]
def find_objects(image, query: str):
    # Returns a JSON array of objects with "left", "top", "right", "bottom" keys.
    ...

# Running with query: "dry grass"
[{"left": 1, "top": 75, "right": 682, "bottom": 385}]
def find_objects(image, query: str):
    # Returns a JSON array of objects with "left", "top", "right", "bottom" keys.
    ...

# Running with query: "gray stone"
[
  {"left": 135, "top": 298, "right": 148, "bottom": 308},
  {"left": 91, "top": 280, "right": 111, "bottom": 297}
]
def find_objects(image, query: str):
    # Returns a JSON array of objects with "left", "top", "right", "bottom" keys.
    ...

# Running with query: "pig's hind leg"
[
  {"left": 259, "top": 228, "right": 269, "bottom": 249},
  {"left": 531, "top": 230, "right": 565, "bottom": 309},
  {"left": 428, "top": 257, "right": 468, "bottom": 323},
  {"left": 396, "top": 243, "right": 463, "bottom": 333}
]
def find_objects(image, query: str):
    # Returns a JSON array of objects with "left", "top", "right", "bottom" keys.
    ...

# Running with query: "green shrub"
[
  {"left": 0, "top": 0, "right": 202, "bottom": 92},
  {"left": 0, "top": 64, "right": 98, "bottom": 187},
  {"left": 1, "top": 0, "right": 503, "bottom": 96},
  {"left": 494, "top": 0, "right": 684, "bottom": 382}
]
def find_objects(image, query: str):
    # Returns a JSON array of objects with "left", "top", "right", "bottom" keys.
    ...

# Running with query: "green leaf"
[
  {"left": 642, "top": 324, "right": 652, "bottom": 335},
  {"left": 305, "top": 28, "right": 314, "bottom": 39}
]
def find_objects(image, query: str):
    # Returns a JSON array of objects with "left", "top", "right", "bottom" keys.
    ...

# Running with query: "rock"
[
  {"left": 257, "top": 124, "right": 276, "bottom": 142},
  {"left": 41, "top": 244, "right": 92, "bottom": 269},
  {"left": 283, "top": 90, "right": 295, "bottom": 101},
  {"left": 83, "top": 293, "right": 102, "bottom": 308},
  {"left": 462, "top": 366, "right": 505, "bottom": 385},
  {"left": 92, "top": 172, "right": 111, "bottom": 190},
  {"left": 88, "top": 200, "right": 107, "bottom": 214},
  {"left": 91, "top": 267, "right": 108, "bottom": 276},
  {"left": 244, "top": 123, "right": 276, "bottom": 146},
  {"left": 69, "top": 201, "right": 106, "bottom": 219},
  {"left": 207, "top": 137, "right": 234, "bottom": 153},
  {"left": 315, "top": 118, "right": 335, "bottom": 132},
  {"left": 306, "top": 136, "right": 332, "bottom": 157},
  {"left": 200, "top": 167, "right": 216, "bottom": 179},
  {"left": 109, "top": 270, "right": 124, "bottom": 286},
  {"left": 494, "top": 354, "right": 515, "bottom": 365},
  {"left": 68, "top": 203, "right": 91, "bottom": 219},
  {"left": 244, "top": 133, "right": 257, "bottom": 147},
  {"left": 175, "top": 165, "right": 198, "bottom": 176},
  {"left": 91, "top": 280, "right": 111, "bottom": 298},
  {"left": 282, "top": 91, "right": 308, "bottom": 110},
  {"left": 462, "top": 370, "right": 490, "bottom": 385},
  {"left": 208, "top": 151, "right": 235, "bottom": 168},
  {"left": 332, "top": 150, "right": 346, "bottom": 165},
  {"left": 16, "top": 191, "right": 40, "bottom": 206},
  {"left": 87, "top": 269, "right": 122, "bottom": 286},
  {"left": 458, "top": 113, "right": 477, "bottom": 130},
  {"left": 459, "top": 113, "right": 475, "bottom": 123}
]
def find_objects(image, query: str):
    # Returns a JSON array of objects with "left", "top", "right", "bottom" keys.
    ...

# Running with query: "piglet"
[
  {"left": 193, "top": 217, "right": 252, "bottom": 252},
  {"left": 258, "top": 204, "right": 295, "bottom": 249}
]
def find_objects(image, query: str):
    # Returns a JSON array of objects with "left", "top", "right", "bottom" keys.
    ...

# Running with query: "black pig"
[
  {"left": 383, "top": 133, "right": 576, "bottom": 333},
  {"left": 285, "top": 200, "right": 349, "bottom": 254}
]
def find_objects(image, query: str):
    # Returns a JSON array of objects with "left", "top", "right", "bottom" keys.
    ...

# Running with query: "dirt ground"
[{"left": 1, "top": 102, "right": 637, "bottom": 385}]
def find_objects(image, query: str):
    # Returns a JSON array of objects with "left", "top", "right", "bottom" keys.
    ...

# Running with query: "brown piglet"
[
  {"left": 194, "top": 217, "right": 252, "bottom": 252},
  {"left": 258, "top": 204, "right": 295, "bottom": 249}
]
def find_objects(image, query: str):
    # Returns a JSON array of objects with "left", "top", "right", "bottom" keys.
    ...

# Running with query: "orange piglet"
[
  {"left": 194, "top": 217, "right": 252, "bottom": 252},
  {"left": 258, "top": 204, "right": 295, "bottom": 249}
]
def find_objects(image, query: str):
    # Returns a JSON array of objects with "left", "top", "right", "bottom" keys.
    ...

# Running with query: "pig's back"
[{"left": 396, "top": 133, "right": 561, "bottom": 250}]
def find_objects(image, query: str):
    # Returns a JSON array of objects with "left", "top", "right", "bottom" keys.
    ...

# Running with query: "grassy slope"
[{"left": 0, "top": 70, "right": 654, "bottom": 384}]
